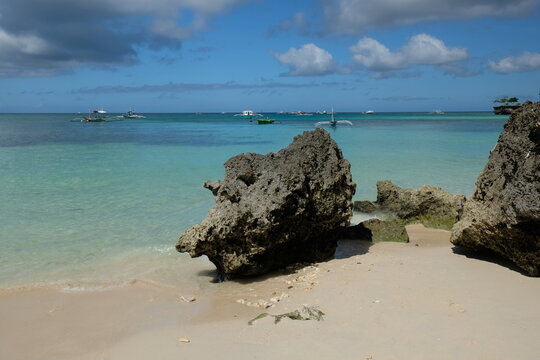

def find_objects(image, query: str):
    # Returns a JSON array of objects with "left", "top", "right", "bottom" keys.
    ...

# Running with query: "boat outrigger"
[{"left": 314, "top": 109, "right": 352, "bottom": 127}]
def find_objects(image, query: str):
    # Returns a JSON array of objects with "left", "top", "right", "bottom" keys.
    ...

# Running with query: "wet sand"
[{"left": 2, "top": 224, "right": 540, "bottom": 360}]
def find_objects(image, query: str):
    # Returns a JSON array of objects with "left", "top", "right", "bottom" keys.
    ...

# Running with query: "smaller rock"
[
  {"left": 353, "top": 200, "right": 378, "bottom": 213},
  {"left": 375, "top": 180, "right": 466, "bottom": 229},
  {"left": 341, "top": 218, "right": 409, "bottom": 243}
]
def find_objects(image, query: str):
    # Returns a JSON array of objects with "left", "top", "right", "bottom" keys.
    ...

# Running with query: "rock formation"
[
  {"left": 177, "top": 129, "right": 356, "bottom": 278},
  {"left": 375, "top": 180, "right": 466, "bottom": 229},
  {"left": 353, "top": 200, "right": 378, "bottom": 213},
  {"left": 341, "top": 218, "right": 409, "bottom": 243},
  {"left": 451, "top": 101, "right": 540, "bottom": 276}
]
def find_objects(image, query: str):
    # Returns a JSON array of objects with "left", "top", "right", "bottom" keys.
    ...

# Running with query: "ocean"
[{"left": 0, "top": 112, "right": 507, "bottom": 289}]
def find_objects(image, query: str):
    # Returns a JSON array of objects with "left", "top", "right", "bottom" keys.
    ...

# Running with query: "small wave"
[
  {"left": 350, "top": 211, "right": 382, "bottom": 225},
  {"left": 60, "top": 280, "right": 132, "bottom": 293},
  {"left": 148, "top": 245, "right": 175, "bottom": 254}
]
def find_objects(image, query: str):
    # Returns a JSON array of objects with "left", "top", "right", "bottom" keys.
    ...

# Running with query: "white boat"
[
  {"left": 234, "top": 110, "right": 262, "bottom": 119},
  {"left": 123, "top": 110, "right": 145, "bottom": 119},
  {"left": 294, "top": 111, "right": 313, "bottom": 116},
  {"left": 430, "top": 109, "right": 445, "bottom": 114},
  {"left": 365, "top": 110, "right": 375, "bottom": 114},
  {"left": 315, "top": 109, "right": 353, "bottom": 127},
  {"left": 95, "top": 108, "right": 107, "bottom": 114}
]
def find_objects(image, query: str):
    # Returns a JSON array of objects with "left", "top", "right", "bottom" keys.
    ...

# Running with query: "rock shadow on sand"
[
  {"left": 196, "top": 238, "right": 373, "bottom": 284},
  {"left": 452, "top": 246, "right": 532, "bottom": 276}
]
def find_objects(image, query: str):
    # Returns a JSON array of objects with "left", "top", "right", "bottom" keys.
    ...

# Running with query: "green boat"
[{"left": 257, "top": 119, "right": 277, "bottom": 124}]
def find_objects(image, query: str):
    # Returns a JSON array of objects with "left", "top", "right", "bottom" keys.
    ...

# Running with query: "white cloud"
[
  {"left": 320, "top": 0, "right": 540, "bottom": 34},
  {"left": 488, "top": 52, "right": 540, "bottom": 73},
  {"left": 350, "top": 38, "right": 407, "bottom": 71},
  {"left": 401, "top": 34, "right": 468, "bottom": 65},
  {"left": 273, "top": 43, "right": 336, "bottom": 76},
  {"left": 350, "top": 34, "right": 469, "bottom": 76}
]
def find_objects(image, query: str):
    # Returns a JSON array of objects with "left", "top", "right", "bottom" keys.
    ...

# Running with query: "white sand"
[{"left": 2, "top": 224, "right": 539, "bottom": 360}]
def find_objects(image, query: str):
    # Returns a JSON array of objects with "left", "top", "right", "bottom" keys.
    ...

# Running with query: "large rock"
[
  {"left": 375, "top": 180, "right": 466, "bottom": 229},
  {"left": 451, "top": 101, "right": 540, "bottom": 276},
  {"left": 177, "top": 129, "right": 356, "bottom": 278}
]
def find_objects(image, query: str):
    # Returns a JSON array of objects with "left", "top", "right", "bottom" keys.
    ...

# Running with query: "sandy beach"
[{"left": 2, "top": 224, "right": 539, "bottom": 360}]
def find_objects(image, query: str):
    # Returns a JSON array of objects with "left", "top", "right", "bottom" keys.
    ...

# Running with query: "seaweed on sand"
[{"left": 248, "top": 305, "right": 325, "bottom": 325}]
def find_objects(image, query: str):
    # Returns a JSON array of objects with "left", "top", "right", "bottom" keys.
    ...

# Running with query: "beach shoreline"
[{"left": 2, "top": 224, "right": 539, "bottom": 360}]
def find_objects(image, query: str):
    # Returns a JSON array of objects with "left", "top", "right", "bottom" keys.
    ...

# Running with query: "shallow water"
[{"left": 0, "top": 112, "right": 506, "bottom": 288}]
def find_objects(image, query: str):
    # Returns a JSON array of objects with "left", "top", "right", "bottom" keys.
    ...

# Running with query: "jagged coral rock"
[
  {"left": 177, "top": 129, "right": 356, "bottom": 277},
  {"left": 451, "top": 101, "right": 540, "bottom": 276}
]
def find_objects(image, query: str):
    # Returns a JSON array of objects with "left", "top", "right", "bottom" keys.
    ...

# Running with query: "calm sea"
[{"left": 0, "top": 112, "right": 507, "bottom": 289}]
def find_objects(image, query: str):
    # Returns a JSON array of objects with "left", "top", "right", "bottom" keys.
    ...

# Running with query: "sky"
[{"left": 0, "top": 0, "right": 539, "bottom": 113}]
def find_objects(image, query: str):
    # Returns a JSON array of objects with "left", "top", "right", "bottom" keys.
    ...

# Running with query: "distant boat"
[
  {"left": 430, "top": 109, "right": 445, "bottom": 114},
  {"left": 365, "top": 110, "right": 375, "bottom": 114},
  {"left": 257, "top": 119, "right": 279, "bottom": 125},
  {"left": 95, "top": 108, "right": 107, "bottom": 114},
  {"left": 234, "top": 110, "right": 262, "bottom": 119},
  {"left": 123, "top": 110, "right": 145, "bottom": 119},
  {"left": 294, "top": 111, "right": 313, "bottom": 116},
  {"left": 82, "top": 110, "right": 107, "bottom": 122},
  {"left": 315, "top": 109, "right": 352, "bottom": 127}
]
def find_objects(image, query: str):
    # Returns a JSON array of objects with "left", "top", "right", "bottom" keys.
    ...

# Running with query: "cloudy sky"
[{"left": 1, "top": 0, "right": 539, "bottom": 112}]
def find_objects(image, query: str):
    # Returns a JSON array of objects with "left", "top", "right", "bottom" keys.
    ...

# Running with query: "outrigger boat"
[
  {"left": 234, "top": 110, "right": 262, "bottom": 119},
  {"left": 315, "top": 109, "right": 352, "bottom": 127},
  {"left": 257, "top": 118, "right": 279, "bottom": 124},
  {"left": 123, "top": 110, "right": 145, "bottom": 119},
  {"left": 82, "top": 110, "right": 107, "bottom": 122}
]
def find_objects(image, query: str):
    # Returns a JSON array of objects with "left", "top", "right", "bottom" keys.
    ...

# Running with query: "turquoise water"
[{"left": 0, "top": 112, "right": 506, "bottom": 288}]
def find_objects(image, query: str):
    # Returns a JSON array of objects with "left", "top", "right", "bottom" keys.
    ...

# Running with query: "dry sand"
[{"left": 2, "top": 224, "right": 540, "bottom": 360}]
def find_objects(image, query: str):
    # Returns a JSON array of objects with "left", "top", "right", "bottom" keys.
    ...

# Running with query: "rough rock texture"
[
  {"left": 177, "top": 129, "right": 356, "bottom": 278},
  {"left": 353, "top": 200, "right": 378, "bottom": 213},
  {"left": 451, "top": 101, "right": 540, "bottom": 276},
  {"left": 341, "top": 219, "right": 409, "bottom": 243},
  {"left": 375, "top": 180, "right": 466, "bottom": 229}
]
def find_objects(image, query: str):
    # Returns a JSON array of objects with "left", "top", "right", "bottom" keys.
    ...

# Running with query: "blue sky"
[{"left": 0, "top": 0, "right": 539, "bottom": 112}]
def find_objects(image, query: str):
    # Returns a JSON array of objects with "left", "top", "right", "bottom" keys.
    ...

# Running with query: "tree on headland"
[{"left": 494, "top": 97, "right": 520, "bottom": 105}]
